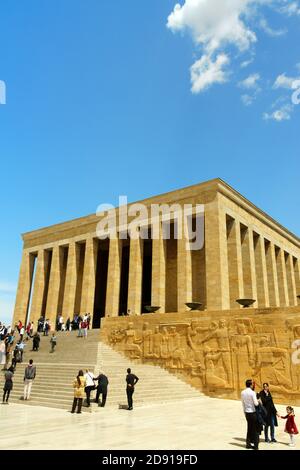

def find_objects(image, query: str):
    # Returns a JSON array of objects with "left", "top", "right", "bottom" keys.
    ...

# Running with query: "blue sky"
[{"left": 0, "top": 0, "right": 299, "bottom": 324}]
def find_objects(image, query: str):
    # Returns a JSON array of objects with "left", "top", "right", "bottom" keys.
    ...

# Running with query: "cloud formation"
[{"left": 167, "top": 0, "right": 298, "bottom": 94}]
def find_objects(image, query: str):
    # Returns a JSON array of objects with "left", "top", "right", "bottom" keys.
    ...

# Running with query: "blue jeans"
[{"left": 264, "top": 414, "right": 275, "bottom": 441}]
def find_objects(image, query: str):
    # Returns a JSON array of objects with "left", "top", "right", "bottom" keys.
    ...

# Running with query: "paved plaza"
[{"left": 0, "top": 396, "right": 299, "bottom": 450}]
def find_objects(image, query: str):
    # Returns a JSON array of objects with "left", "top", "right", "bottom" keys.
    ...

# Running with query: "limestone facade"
[{"left": 13, "top": 179, "right": 300, "bottom": 329}]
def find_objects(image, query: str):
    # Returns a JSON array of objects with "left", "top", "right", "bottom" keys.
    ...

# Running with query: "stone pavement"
[{"left": 0, "top": 396, "right": 299, "bottom": 450}]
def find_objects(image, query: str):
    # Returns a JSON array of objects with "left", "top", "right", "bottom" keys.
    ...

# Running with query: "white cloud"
[
  {"left": 263, "top": 103, "right": 293, "bottom": 121},
  {"left": 167, "top": 0, "right": 257, "bottom": 55},
  {"left": 167, "top": 0, "right": 295, "bottom": 94},
  {"left": 238, "top": 73, "right": 261, "bottom": 88},
  {"left": 190, "top": 53, "right": 230, "bottom": 92},
  {"left": 259, "top": 18, "right": 287, "bottom": 36},
  {"left": 280, "top": 1, "right": 300, "bottom": 16},
  {"left": 240, "top": 58, "right": 254, "bottom": 68},
  {"left": 273, "top": 73, "right": 300, "bottom": 89},
  {"left": 241, "top": 94, "right": 255, "bottom": 105}
]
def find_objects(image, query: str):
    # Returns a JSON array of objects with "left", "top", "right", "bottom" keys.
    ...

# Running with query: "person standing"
[
  {"left": 32, "top": 332, "right": 41, "bottom": 351},
  {"left": 2, "top": 366, "right": 14, "bottom": 404},
  {"left": 280, "top": 406, "right": 299, "bottom": 447},
  {"left": 95, "top": 372, "right": 109, "bottom": 407},
  {"left": 19, "top": 325, "right": 25, "bottom": 341},
  {"left": 50, "top": 333, "right": 57, "bottom": 353},
  {"left": 71, "top": 370, "right": 86, "bottom": 414},
  {"left": 241, "top": 379, "right": 259, "bottom": 450},
  {"left": 126, "top": 368, "right": 139, "bottom": 410},
  {"left": 23, "top": 359, "right": 36, "bottom": 400},
  {"left": 84, "top": 369, "right": 96, "bottom": 407},
  {"left": 258, "top": 383, "right": 278, "bottom": 443}
]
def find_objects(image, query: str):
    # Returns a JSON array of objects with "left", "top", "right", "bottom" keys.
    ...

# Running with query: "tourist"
[
  {"left": 82, "top": 319, "right": 88, "bottom": 339},
  {"left": 23, "top": 359, "right": 37, "bottom": 400},
  {"left": 126, "top": 368, "right": 139, "bottom": 410},
  {"left": 32, "top": 332, "right": 41, "bottom": 351},
  {"left": 94, "top": 371, "right": 109, "bottom": 407},
  {"left": 279, "top": 406, "right": 298, "bottom": 447},
  {"left": 14, "top": 339, "right": 25, "bottom": 363},
  {"left": 84, "top": 369, "right": 96, "bottom": 407},
  {"left": 77, "top": 316, "right": 83, "bottom": 337},
  {"left": 44, "top": 319, "right": 50, "bottom": 336},
  {"left": 50, "top": 333, "right": 57, "bottom": 353},
  {"left": 241, "top": 379, "right": 259, "bottom": 450},
  {"left": 0, "top": 340, "right": 6, "bottom": 369},
  {"left": 2, "top": 366, "right": 14, "bottom": 404},
  {"left": 258, "top": 383, "right": 278, "bottom": 443},
  {"left": 17, "top": 320, "right": 22, "bottom": 334},
  {"left": 19, "top": 325, "right": 25, "bottom": 341},
  {"left": 71, "top": 370, "right": 86, "bottom": 414}
]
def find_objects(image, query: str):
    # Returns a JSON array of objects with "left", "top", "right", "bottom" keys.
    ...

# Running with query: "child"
[{"left": 280, "top": 406, "right": 298, "bottom": 447}]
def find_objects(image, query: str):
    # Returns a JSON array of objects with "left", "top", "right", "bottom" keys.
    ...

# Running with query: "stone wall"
[{"left": 100, "top": 306, "right": 300, "bottom": 404}]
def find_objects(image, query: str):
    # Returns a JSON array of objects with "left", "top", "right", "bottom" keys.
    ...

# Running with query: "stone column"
[
  {"left": 105, "top": 238, "right": 122, "bottom": 317},
  {"left": 287, "top": 253, "right": 297, "bottom": 306},
  {"left": 45, "top": 245, "right": 61, "bottom": 326},
  {"left": 151, "top": 225, "right": 166, "bottom": 312},
  {"left": 80, "top": 237, "right": 97, "bottom": 317},
  {"left": 62, "top": 242, "right": 78, "bottom": 320},
  {"left": 294, "top": 257, "right": 300, "bottom": 298},
  {"left": 205, "top": 197, "right": 230, "bottom": 310},
  {"left": 240, "top": 225, "right": 255, "bottom": 300},
  {"left": 127, "top": 237, "right": 143, "bottom": 315},
  {"left": 248, "top": 229, "right": 258, "bottom": 307},
  {"left": 270, "top": 242, "right": 280, "bottom": 307},
  {"left": 30, "top": 249, "right": 46, "bottom": 324},
  {"left": 13, "top": 250, "right": 35, "bottom": 326},
  {"left": 256, "top": 235, "right": 270, "bottom": 307},
  {"left": 177, "top": 234, "right": 192, "bottom": 312},
  {"left": 276, "top": 247, "right": 289, "bottom": 306},
  {"left": 226, "top": 218, "right": 243, "bottom": 309}
]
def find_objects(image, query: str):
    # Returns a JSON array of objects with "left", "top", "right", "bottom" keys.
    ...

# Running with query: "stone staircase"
[{"left": 0, "top": 330, "right": 202, "bottom": 411}]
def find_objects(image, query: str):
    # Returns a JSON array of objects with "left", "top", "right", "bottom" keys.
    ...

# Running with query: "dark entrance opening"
[
  {"left": 142, "top": 237, "right": 152, "bottom": 313},
  {"left": 165, "top": 222, "right": 178, "bottom": 312},
  {"left": 93, "top": 239, "right": 109, "bottom": 328},
  {"left": 119, "top": 239, "right": 130, "bottom": 316},
  {"left": 57, "top": 246, "right": 68, "bottom": 316}
]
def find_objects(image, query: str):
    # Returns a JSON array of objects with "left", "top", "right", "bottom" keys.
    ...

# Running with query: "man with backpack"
[{"left": 23, "top": 359, "right": 36, "bottom": 400}]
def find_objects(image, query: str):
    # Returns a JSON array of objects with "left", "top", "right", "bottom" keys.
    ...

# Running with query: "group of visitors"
[
  {"left": 56, "top": 313, "right": 91, "bottom": 333},
  {"left": 71, "top": 367, "right": 139, "bottom": 413},
  {"left": 2, "top": 358, "right": 37, "bottom": 404},
  {"left": 241, "top": 379, "right": 298, "bottom": 450}
]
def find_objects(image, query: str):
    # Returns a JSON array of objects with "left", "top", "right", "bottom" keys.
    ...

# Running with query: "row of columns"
[
  {"left": 226, "top": 215, "right": 300, "bottom": 309},
  {"left": 13, "top": 205, "right": 300, "bottom": 328}
]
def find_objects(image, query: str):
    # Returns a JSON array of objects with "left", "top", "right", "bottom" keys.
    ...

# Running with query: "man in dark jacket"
[
  {"left": 94, "top": 372, "right": 109, "bottom": 407},
  {"left": 126, "top": 368, "right": 139, "bottom": 410}
]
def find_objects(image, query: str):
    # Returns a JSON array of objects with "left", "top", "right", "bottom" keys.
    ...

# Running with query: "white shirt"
[
  {"left": 241, "top": 387, "right": 259, "bottom": 413},
  {"left": 85, "top": 372, "right": 95, "bottom": 387}
]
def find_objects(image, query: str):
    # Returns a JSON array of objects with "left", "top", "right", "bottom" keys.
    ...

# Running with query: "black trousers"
[
  {"left": 96, "top": 388, "right": 107, "bottom": 406},
  {"left": 85, "top": 386, "right": 95, "bottom": 406},
  {"left": 245, "top": 412, "right": 259, "bottom": 449},
  {"left": 3, "top": 390, "right": 10, "bottom": 402},
  {"left": 71, "top": 397, "right": 83, "bottom": 413},
  {"left": 126, "top": 387, "right": 134, "bottom": 409}
]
